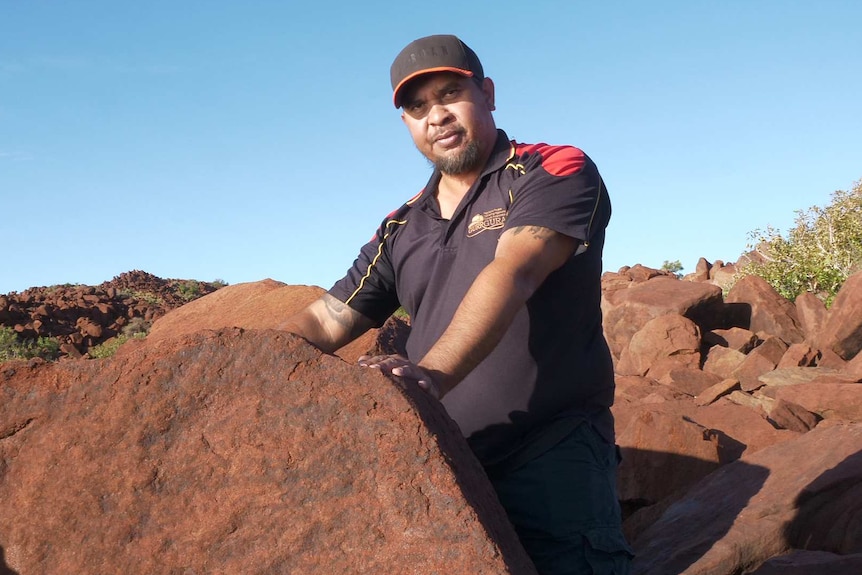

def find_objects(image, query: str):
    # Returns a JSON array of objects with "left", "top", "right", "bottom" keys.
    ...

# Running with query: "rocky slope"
[
  {"left": 1, "top": 261, "right": 861, "bottom": 574},
  {"left": 0, "top": 270, "right": 224, "bottom": 358}
]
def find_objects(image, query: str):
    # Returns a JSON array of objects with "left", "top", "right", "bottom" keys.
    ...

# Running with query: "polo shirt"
[{"left": 329, "top": 129, "right": 615, "bottom": 468}]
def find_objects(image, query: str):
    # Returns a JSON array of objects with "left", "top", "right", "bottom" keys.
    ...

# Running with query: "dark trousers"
[{"left": 489, "top": 422, "right": 633, "bottom": 575}]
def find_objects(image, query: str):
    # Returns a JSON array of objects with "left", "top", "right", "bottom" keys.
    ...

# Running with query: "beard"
[{"left": 427, "top": 139, "right": 483, "bottom": 175}]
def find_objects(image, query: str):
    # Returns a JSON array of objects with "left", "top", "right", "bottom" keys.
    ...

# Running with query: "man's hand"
[{"left": 357, "top": 354, "right": 447, "bottom": 399}]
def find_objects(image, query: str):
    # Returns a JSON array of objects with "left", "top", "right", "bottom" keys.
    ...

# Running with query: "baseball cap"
[{"left": 390, "top": 34, "right": 484, "bottom": 108}]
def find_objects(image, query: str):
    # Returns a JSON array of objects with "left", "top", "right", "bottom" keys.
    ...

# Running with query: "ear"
[{"left": 481, "top": 77, "right": 496, "bottom": 111}]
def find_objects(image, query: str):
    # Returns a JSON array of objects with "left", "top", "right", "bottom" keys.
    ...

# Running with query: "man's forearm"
[{"left": 417, "top": 258, "right": 535, "bottom": 394}]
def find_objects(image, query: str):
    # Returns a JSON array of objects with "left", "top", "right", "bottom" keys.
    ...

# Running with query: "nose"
[{"left": 426, "top": 102, "right": 453, "bottom": 126}]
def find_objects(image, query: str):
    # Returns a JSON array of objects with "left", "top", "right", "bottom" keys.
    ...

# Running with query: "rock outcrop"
[
  {"left": 0, "top": 271, "right": 223, "bottom": 358},
  {"left": 2, "top": 263, "right": 861, "bottom": 574},
  {"left": 603, "top": 265, "right": 862, "bottom": 574},
  {"left": 0, "top": 329, "right": 534, "bottom": 575}
]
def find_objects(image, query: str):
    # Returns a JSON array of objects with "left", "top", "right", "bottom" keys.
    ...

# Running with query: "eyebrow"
[{"left": 404, "top": 78, "right": 465, "bottom": 107}]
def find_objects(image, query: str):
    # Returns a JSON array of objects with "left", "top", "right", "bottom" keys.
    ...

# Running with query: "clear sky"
[{"left": 2, "top": 1, "right": 860, "bottom": 295}]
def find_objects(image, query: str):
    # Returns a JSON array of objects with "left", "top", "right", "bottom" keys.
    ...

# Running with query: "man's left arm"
[{"left": 359, "top": 224, "right": 576, "bottom": 398}]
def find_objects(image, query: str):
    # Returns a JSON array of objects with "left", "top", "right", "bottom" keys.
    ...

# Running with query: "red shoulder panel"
[{"left": 514, "top": 142, "right": 585, "bottom": 177}]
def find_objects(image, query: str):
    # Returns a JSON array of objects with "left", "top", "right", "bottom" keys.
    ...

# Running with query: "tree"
[
  {"left": 739, "top": 179, "right": 862, "bottom": 305},
  {"left": 661, "top": 260, "right": 684, "bottom": 278}
]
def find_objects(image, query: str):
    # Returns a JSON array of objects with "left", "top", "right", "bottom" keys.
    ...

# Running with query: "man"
[{"left": 282, "top": 34, "right": 633, "bottom": 574}]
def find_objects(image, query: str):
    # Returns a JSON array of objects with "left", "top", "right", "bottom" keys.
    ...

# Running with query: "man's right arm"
[{"left": 279, "top": 293, "right": 376, "bottom": 354}]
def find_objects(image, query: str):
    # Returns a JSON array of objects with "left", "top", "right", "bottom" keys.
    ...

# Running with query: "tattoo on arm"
[
  {"left": 322, "top": 294, "right": 354, "bottom": 328},
  {"left": 320, "top": 294, "right": 373, "bottom": 340},
  {"left": 509, "top": 225, "right": 555, "bottom": 240}
]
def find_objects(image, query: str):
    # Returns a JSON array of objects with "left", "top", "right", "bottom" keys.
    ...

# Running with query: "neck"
[{"left": 435, "top": 168, "right": 483, "bottom": 219}]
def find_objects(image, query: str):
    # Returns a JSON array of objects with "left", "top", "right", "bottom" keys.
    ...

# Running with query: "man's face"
[{"left": 400, "top": 72, "right": 496, "bottom": 176}]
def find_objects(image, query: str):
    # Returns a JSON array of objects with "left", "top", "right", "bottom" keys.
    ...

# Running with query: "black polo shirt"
[{"left": 329, "top": 129, "right": 615, "bottom": 468}]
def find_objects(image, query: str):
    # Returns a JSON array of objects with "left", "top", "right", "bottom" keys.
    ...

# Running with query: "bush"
[
  {"left": 176, "top": 280, "right": 202, "bottom": 301},
  {"left": 88, "top": 332, "right": 147, "bottom": 359},
  {"left": 661, "top": 260, "right": 684, "bottom": 278},
  {"left": 739, "top": 179, "right": 862, "bottom": 305},
  {"left": 0, "top": 326, "right": 61, "bottom": 362}
]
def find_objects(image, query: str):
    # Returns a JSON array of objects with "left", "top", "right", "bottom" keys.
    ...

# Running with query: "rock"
[
  {"left": 694, "top": 378, "right": 740, "bottom": 407},
  {"left": 749, "top": 550, "right": 862, "bottom": 574},
  {"left": 703, "top": 346, "right": 747, "bottom": 379},
  {"left": 794, "top": 292, "right": 827, "bottom": 345},
  {"left": 759, "top": 382, "right": 862, "bottom": 421},
  {"left": 723, "top": 337, "right": 787, "bottom": 392},
  {"left": 657, "top": 367, "right": 721, "bottom": 398},
  {"left": 603, "top": 277, "right": 724, "bottom": 359},
  {"left": 758, "top": 366, "right": 840, "bottom": 388},
  {"left": 725, "top": 274, "right": 804, "bottom": 344},
  {"left": 631, "top": 422, "right": 862, "bottom": 575},
  {"left": 0, "top": 329, "right": 534, "bottom": 575},
  {"left": 616, "top": 314, "right": 702, "bottom": 377},
  {"left": 777, "top": 343, "right": 820, "bottom": 368},
  {"left": 733, "top": 351, "right": 781, "bottom": 392},
  {"left": 616, "top": 408, "right": 726, "bottom": 508},
  {"left": 703, "top": 327, "right": 758, "bottom": 353},
  {"left": 146, "top": 280, "right": 409, "bottom": 364},
  {"left": 818, "top": 270, "right": 862, "bottom": 360},
  {"left": 763, "top": 398, "right": 820, "bottom": 433}
]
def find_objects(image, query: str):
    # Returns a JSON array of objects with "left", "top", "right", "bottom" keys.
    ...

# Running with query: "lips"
[{"left": 433, "top": 129, "right": 464, "bottom": 149}]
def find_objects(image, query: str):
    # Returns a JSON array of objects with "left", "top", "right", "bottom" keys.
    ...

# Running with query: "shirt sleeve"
[
  {"left": 503, "top": 145, "right": 611, "bottom": 245},
  {"left": 327, "top": 217, "right": 401, "bottom": 327}
]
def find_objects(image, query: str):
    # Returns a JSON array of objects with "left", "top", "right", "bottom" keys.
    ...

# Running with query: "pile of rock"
[
  {"left": 0, "top": 270, "right": 222, "bottom": 357},
  {"left": 1, "top": 262, "right": 860, "bottom": 574},
  {"left": 602, "top": 261, "right": 862, "bottom": 574}
]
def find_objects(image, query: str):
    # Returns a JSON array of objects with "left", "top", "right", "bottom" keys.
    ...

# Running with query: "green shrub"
[
  {"left": 88, "top": 332, "right": 146, "bottom": 359},
  {"left": 661, "top": 260, "right": 684, "bottom": 278},
  {"left": 176, "top": 280, "right": 202, "bottom": 301},
  {"left": 0, "top": 326, "right": 61, "bottom": 362},
  {"left": 739, "top": 179, "right": 862, "bottom": 305}
]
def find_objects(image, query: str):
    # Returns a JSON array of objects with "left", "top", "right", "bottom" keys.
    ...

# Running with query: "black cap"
[{"left": 390, "top": 34, "right": 484, "bottom": 108}]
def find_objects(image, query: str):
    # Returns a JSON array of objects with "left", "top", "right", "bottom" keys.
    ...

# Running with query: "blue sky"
[{"left": 1, "top": 1, "right": 860, "bottom": 294}]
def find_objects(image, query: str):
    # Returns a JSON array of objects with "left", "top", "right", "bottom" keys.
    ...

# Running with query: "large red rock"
[
  {"left": 759, "top": 382, "right": 862, "bottom": 421},
  {"left": 818, "top": 271, "right": 862, "bottom": 360},
  {"left": 616, "top": 314, "right": 702, "bottom": 377},
  {"left": 725, "top": 274, "right": 804, "bottom": 344},
  {"left": 603, "top": 277, "right": 724, "bottom": 359},
  {"left": 733, "top": 337, "right": 789, "bottom": 391},
  {"left": 0, "top": 329, "right": 534, "bottom": 575},
  {"left": 794, "top": 291, "right": 827, "bottom": 345},
  {"left": 631, "top": 422, "right": 862, "bottom": 575},
  {"left": 750, "top": 550, "right": 862, "bottom": 574},
  {"left": 615, "top": 408, "right": 726, "bottom": 507},
  {"left": 146, "top": 280, "right": 408, "bottom": 364}
]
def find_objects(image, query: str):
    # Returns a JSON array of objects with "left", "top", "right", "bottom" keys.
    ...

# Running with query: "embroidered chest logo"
[{"left": 467, "top": 207, "right": 508, "bottom": 237}]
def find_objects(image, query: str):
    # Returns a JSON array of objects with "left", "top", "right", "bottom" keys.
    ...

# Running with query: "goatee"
[{"left": 430, "top": 140, "right": 483, "bottom": 175}]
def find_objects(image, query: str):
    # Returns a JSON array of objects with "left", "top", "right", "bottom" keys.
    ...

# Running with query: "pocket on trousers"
[{"left": 583, "top": 527, "right": 634, "bottom": 575}]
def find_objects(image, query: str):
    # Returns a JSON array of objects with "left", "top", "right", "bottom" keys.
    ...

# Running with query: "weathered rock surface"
[
  {"left": 604, "top": 266, "right": 862, "bottom": 574},
  {"left": 4, "top": 263, "right": 862, "bottom": 574},
  {"left": 630, "top": 422, "right": 862, "bottom": 575},
  {"left": 0, "top": 270, "right": 222, "bottom": 357},
  {"left": 818, "top": 271, "right": 862, "bottom": 360},
  {"left": 145, "top": 280, "right": 408, "bottom": 364},
  {"left": 601, "top": 276, "right": 724, "bottom": 359},
  {"left": 0, "top": 329, "right": 534, "bottom": 575},
  {"left": 724, "top": 274, "right": 804, "bottom": 344}
]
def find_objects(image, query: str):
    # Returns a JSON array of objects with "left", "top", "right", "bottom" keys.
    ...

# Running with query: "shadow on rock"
[
  {"left": 0, "top": 546, "right": 20, "bottom": 575},
  {"left": 784, "top": 449, "right": 862, "bottom": 554},
  {"left": 629, "top": 457, "right": 770, "bottom": 575}
]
